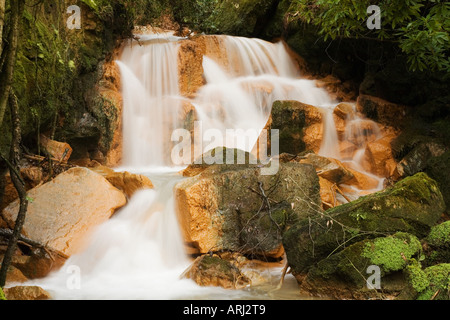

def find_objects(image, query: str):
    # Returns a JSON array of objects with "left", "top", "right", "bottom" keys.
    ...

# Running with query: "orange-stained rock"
[
  {"left": 339, "top": 141, "right": 358, "bottom": 160},
  {"left": 333, "top": 103, "right": 355, "bottom": 120},
  {"left": 178, "top": 39, "right": 205, "bottom": 98},
  {"left": 363, "top": 134, "right": 398, "bottom": 178},
  {"left": 300, "top": 153, "right": 354, "bottom": 185},
  {"left": 343, "top": 166, "right": 381, "bottom": 191},
  {"left": 90, "top": 165, "right": 154, "bottom": 199},
  {"left": 2, "top": 167, "right": 127, "bottom": 256},
  {"left": 39, "top": 135, "right": 73, "bottom": 163},
  {"left": 4, "top": 286, "right": 51, "bottom": 301},
  {"left": 345, "top": 119, "right": 380, "bottom": 147},
  {"left": 319, "top": 177, "right": 340, "bottom": 209}
]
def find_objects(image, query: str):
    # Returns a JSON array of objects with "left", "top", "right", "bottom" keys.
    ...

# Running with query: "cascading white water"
[{"left": 27, "top": 32, "right": 387, "bottom": 300}]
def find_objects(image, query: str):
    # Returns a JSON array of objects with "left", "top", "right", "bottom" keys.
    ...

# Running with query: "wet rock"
[
  {"left": 90, "top": 165, "right": 154, "bottom": 199},
  {"left": 181, "top": 255, "right": 251, "bottom": 290},
  {"left": 11, "top": 251, "right": 67, "bottom": 280},
  {"left": 175, "top": 152, "right": 321, "bottom": 258},
  {"left": 283, "top": 173, "right": 445, "bottom": 275},
  {"left": 270, "top": 100, "right": 323, "bottom": 155},
  {"left": 4, "top": 286, "right": 51, "bottom": 301},
  {"left": 333, "top": 103, "right": 355, "bottom": 120},
  {"left": 178, "top": 40, "right": 205, "bottom": 98},
  {"left": 299, "top": 153, "right": 354, "bottom": 185},
  {"left": 363, "top": 133, "right": 398, "bottom": 178},
  {"left": 2, "top": 167, "right": 127, "bottom": 256}
]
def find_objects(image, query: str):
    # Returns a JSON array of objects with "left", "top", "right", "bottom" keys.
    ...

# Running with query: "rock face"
[
  {"left": 283, "top": 173, "right": 445, "bottom": 276},
  {"left": 2, "top": 167, "right": 127, "bottom": 256},
  {"left": 270, "top": 100, "right": 323, "bottom": 155},
  {"left": 175, "top": 156, "right": 321, "bottom": 258}
]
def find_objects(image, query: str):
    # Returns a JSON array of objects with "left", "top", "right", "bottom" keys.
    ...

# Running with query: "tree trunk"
[
  {"left": 0, "top": 92, "right": 28, "bottom": 289},
  {"left": 0, "top": 0, "right": 5, "bottom": 58},
  {"left": 0, "top": 0, "right": 23, "bottom": 127}
]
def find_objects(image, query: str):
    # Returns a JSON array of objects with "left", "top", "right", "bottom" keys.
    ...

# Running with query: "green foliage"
[
  {"left": 0, "top": 287, "right": 6, "bottom": 300},
  {"left": 288, "top": 0, "right": 450, "bottom": 72}
]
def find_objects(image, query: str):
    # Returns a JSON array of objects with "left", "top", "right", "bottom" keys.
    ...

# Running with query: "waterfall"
[{"left": 29, "top": 31, "right": 386, "bottom": 299}]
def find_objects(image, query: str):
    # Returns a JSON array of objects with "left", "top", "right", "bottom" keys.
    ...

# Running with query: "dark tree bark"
[
  {"left": 0, "top": 0, "right": 5, "bottom": 58},
  {"left": 0, "top": 0, "right": 23, "bottom": 127},
  {"left": 0, "top": 92, "right": 28, "bottom": 289}
]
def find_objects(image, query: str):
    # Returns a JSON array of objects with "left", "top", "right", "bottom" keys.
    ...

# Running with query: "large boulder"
[
  {"left": 175, "top": 152, "right": 321, "bottom": 258},
  {"left": 2, "top": 167, "right": 127, "bottom": 256},
  {"left": 283, "top": 172, "right": 445, "bottom": 275}
]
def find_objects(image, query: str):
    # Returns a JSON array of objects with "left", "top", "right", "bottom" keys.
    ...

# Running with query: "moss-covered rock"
[
  {"left": 301, "top": 233, "right": 422, "bottom": 299},
  {"left": 283, "top": 172, "right": 445, "bottom": 275},
  {"left": 423, "top": 221, "right": 450, "bottom": 266},
  {"left": 406, "top": 263, "right": 450, "bottom": 300}
]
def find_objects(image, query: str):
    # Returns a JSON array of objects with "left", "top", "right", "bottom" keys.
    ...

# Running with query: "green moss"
[
  {"left": 427, "top": 221, "right": 450, "bottom": 248},
  {"left": 417, "top": 264, "right": 450, "bottom": 300},
  {"left": 308, "top": 233, "right": 422, "bottom": 288},
  {"left": 0, "top": 287, "right": 6, "bottom": 300},
  {"left": 362, "top": 233, "right": 422, "bottom": 273},
  {"left": 406, "top": 260, "right": 430, "bottom": 295}
]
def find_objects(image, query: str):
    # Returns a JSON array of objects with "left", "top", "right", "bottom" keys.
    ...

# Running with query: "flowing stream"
[{"left": 29, "top": 31, "right": 385, "bottom": 300}]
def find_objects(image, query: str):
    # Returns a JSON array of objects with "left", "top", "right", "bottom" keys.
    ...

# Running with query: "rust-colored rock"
[
  {"left": 1, "top": 166, "right": 43, "bottom": 213},
  {"left": 39, "top": 135, "right": 73, "bottom": 163},
  {"left": 4, "top": 286, "right": 51, "bottom": 301},
  {"left": 178, "top": 39, "right": 205, "bottom": 98},
  {"left": 2, "top": 167, "right": 127, "bottom": 256},
  {"left": 363, "top": 134, "right": 398, "bottom": 178},
  {"left": 300, "top": 153, "right": 354, "bottom": 185},
  {"left": 90, "top": 165, "right": 154, "bottom": 199}
]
